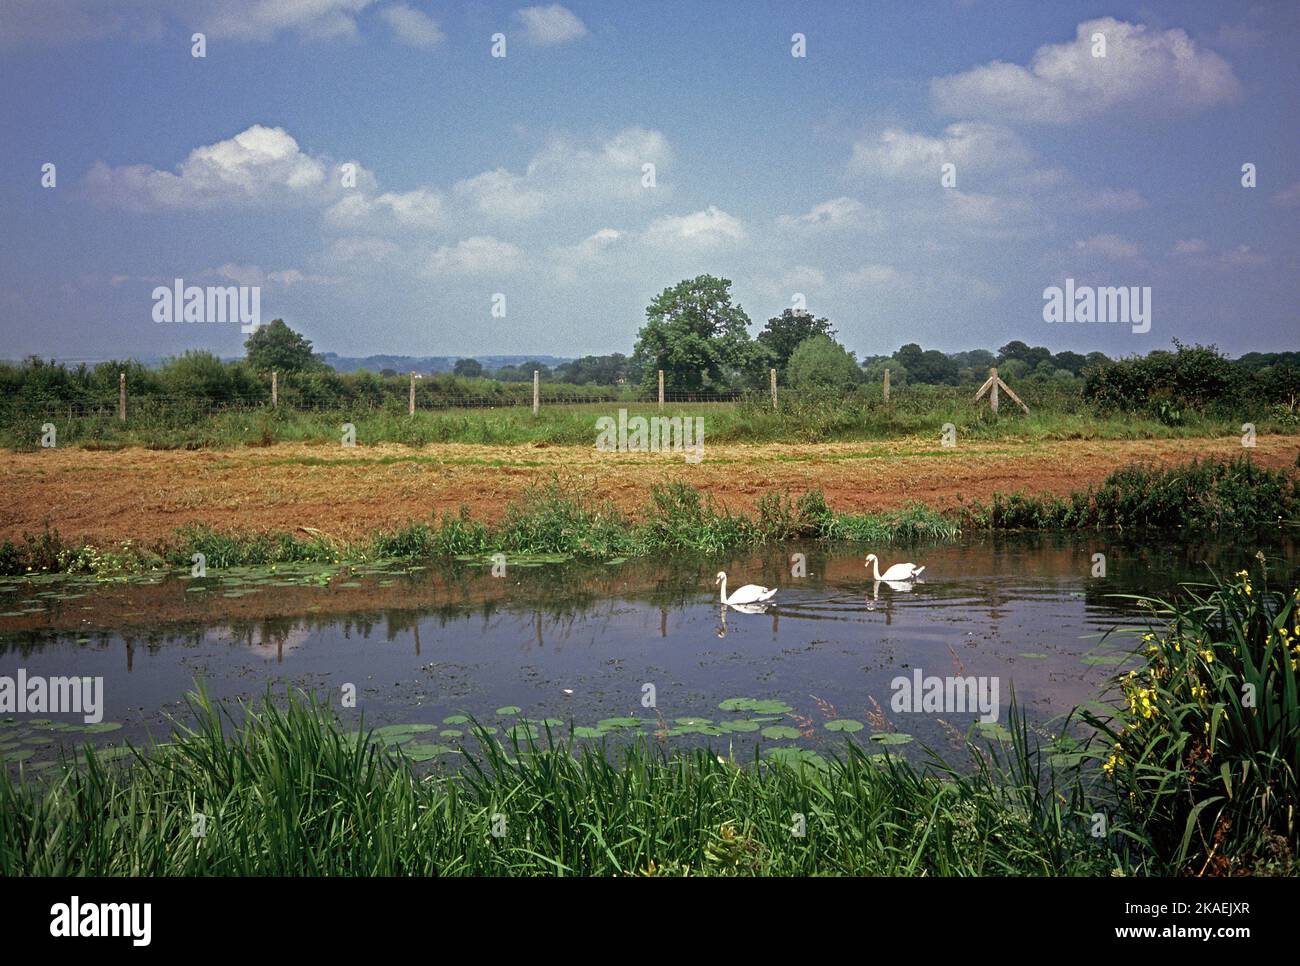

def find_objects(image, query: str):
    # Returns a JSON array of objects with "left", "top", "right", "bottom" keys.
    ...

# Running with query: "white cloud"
[
  {"left": 1083, "top": 188, "right": 1149, "bottom": 212},
  {"left": 550, "top": 228, "right": 623, "bottom": 281},
  {"left": 328, "top": 236, "right": 401, "bottom": 262},
  {"left": 325, "top": 187, "right": 445, "bottom": 228},
  {"left": 0, "top": 0, "right": 378, "bottom": 46},
  {"left": 453, "top": 169, "right": 547, "bottom": 220},
  {"left": 841, "top": 264, "right": 908, "bottom": 289},
  {"left": 754, "top": 266, "right": 827, "bottom": 302},
  {"left": 776, "top": 197, "right": 878, "bottom": 231},
  {"left": 1173, "top": 241, "right": 1267, "bottom": 269},
  {"left": 379, "top": 3, "right": 443, "bottom": 48},
  {"left": 932, "top": 18, "right": 1242, "bottom": 123},
  {"left": 513, "top": 4, "right": 587, "bottom": 46},
  {"left": 201, "top": 263, "right": 343, "bottom": 286},
  {"left": 1072, "top": 234, "right": 1141, "bottom": 260},
  {"left": 848, "top": 122, "right": 1032, "bottom": 179},
  {"left": 198, "top": 0, "right": 377, "bottom": 42},
  {"left": 425, "top": 236, "right": 523, "bottom": 276},
  {"left": 82, "top": 124, "right": 357, "bottom": 212},
  {"left": 642, "top": 207, "right": 745, "bottom": 250}
]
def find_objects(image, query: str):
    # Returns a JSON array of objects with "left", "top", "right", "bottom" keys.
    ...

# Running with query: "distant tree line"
[{"left": 3, "top": 279, "right": 1296, "bottom": 421}]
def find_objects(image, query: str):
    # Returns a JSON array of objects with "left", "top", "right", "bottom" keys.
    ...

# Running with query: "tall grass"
[
  {"left": 967, "top": 457, "right": 1300, "bottom": 531},
  {"left": 1087, "top": 564, "right": 1299, "bottom": 875},
  {"left": 0, "top": 481, "right": 959, "bottom": 577},
  {"left": 4, "top": 387, "right": 1292, "bottom": 450},
  {"left": 0, "top": 688, "right": 1120, "bottom": 876}
]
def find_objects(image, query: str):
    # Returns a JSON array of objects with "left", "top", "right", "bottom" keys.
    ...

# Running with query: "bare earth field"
[{"left": 3, "top": 434, "right": 1298, "bottom": 544}]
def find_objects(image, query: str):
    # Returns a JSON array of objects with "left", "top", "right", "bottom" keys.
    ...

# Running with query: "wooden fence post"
[
  {"left": 883, "top": 368, "right": 890, "bottom": 403},
  {"left": 532, "top": 370, "right": 540, "bottom": 416},
  {"left": 409, "top": 372, "right": 416, "bottom": 416},
  {"left": 974, "top": 366, "right": 1029, "bottom": 415},
  {"left": 657, "top": 370, "right": 664, "bottom": 410},
  {"left": 118, "top": 371, "right": 126, "bottom": 422},
  {"left": 271, "top": 371, "right": 278, "bottom": 408},
  {"left": 769, "top": 368, "right": 778, "bottom": 410}
]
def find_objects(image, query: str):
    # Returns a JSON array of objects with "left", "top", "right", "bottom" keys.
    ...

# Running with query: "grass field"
[{"left": 4, "top": 384, "right": 1296, "bottom": 450}]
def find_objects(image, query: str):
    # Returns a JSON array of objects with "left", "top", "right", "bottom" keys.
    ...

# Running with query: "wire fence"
[
  {"left": 0, "top": 388, "right": 755, "bottom": 420},
  {"left": 0, "top": 369, "right": 1088, "bottom": 423}
]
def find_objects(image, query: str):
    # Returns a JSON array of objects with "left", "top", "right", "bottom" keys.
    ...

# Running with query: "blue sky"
[{"left": 0, "top": 0, "right": 1296, "bottom": 362}]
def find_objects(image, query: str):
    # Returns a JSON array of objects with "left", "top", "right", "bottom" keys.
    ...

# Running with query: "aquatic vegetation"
[
  {"left": 0, "top": 687, "right": 1122, "bottom": 876},
  {"left": 1086, "top": 564, "right": 1300, "bottom": 875},
  {"left": 968, "top": 457, "right": 1300, "bottom": 531}
]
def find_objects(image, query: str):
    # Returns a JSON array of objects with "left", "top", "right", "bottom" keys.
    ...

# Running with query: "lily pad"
[
  {"left": 761, "top": 725, "right": 802, "bottom": 740},
  {"left": 823, "top": 719, "right": 864, "bottom": 733},
  {"left": 495, "top": 706, "right": 522, "bottom": 716},
  {"left": 870, "top": 732, "right": 913, "bottom": 746},
  {"left": 442, "top": 715, "right": 469, "bottom": 725},
  {"left": 718, "top": 697, "right": 793, "bottom": 714},
  {"left": 403, "top": 742, "right": 454, "bottom": 762},
  {"left": 596, "top": 717, "right": 642, "bottom": 729}
]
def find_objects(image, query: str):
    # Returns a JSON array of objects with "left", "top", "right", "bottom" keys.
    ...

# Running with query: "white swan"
[
  {"left": 715, "top": 571, "right": 777, "bottom": 606},
  {"left": 865, "top": 553, "right": 925, "bottom": 582}
]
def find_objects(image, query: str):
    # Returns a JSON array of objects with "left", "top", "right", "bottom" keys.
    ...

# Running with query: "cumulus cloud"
[
  {"left": 1083, "top": 188, "right": 1149, "bottom": 212},
  {"left": 1073, "top": 234, "right": 1141, "bottom": 260},
  {"left": 326, "top": 187, "right": 445, "bottom": 229},
  {"left": 328, "top": 236, "right": 402, "bottom": 262},
  {"left": 0, "top": 0, "right": 379, "bottom": 46},
  {"left": 776, "top": 197, "right": 878, "bottom": 232},
  {"left": 550, "top": 228, "right": 623, "bottom": 281},
  {"left": 379, "top": 3, "right": 443, "bottom": 48},
  {"left": 82, "top": 124, "right": 359, "bottom": 212},
  {"left": 848, "top": 122, "right": 1033, "bottom": 179},
  {"left": 642, "top": 207, "right": 745, "bottom": 250},
  {"left": 425, "top": 236, "right": 523, "bottom": 276},
  {"left": 199, "top": 263, "right": 343, "bottom": 286},
  {"left": 931, "top": 18, "right": 1242, "bottom": 123},
  {"left": 197, "top": 0, "right": 377, "bottom": 42},
  {"left": 841, "top": 263, "right": 908, "bottom": 289},
  {"left": 449, "top": 128, "right": 670, "bottom": 220},
  {"left": 1172, "top": 240, "right": 1267, "bottom": 269},
  {"left": 453, "top": 169, "right": 547, "bottom": 220},
  {"left": 513, "top": 4, "right": 587, "bottom": 46}
]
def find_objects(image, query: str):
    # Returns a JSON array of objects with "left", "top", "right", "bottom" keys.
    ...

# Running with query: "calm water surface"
[{"left": 1, "top": 533, "right": 1294, "bottom": 770}]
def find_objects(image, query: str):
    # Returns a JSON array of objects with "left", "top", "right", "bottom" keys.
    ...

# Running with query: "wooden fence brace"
[
  {"left": 271, "top": 371, "right": 278, "bottom": 407},
  {"left": 118, "top": 371, "right": 126, "bottom": 422},
  {"left": 657, "top": 370, "right": 665, "bottom": 410},
  {"left": 409, "top": 372, "right": 416, "bottom": 415},
  {"left": 532, "top": 370, "right": 540, "bottom": 416},
  {"left": 883, "top": 368, "right": 890, "bottom": 403},
  {"left": 769, "top": 368, "right": 778, "bottom": 410},
  {"left": 973, "top": 366, "right": 1030, "bottom": 415}
]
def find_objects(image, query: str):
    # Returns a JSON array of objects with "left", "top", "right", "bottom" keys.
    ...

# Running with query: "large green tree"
[
  {"left": 631, "top": 275, "right": 757, "bottom": 392},
  {"left": 244, "top": 319, "right": 321, "bottom": 373},
  {"left": 786, "top": 335, "right": 861, "bottom": 391},
  {"left": 757, "top": 309, "right": 836, "bottom": 374}
]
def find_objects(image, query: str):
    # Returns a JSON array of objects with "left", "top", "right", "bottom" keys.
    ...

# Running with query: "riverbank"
[
  {"left": 3, "top": 435, "right": 1298, "bottom": 548},
  {"left": 2, "top": 454, "right": 1296, "bottom": 577}
]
